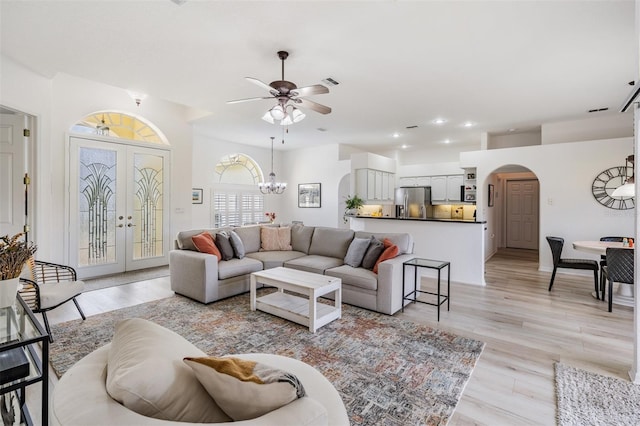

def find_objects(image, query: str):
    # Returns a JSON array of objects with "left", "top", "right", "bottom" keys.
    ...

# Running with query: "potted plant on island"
[
  {"left": 343, "top": 194, "right": 364, "bottom": 223},
  {"left": 0, "top": 233, "right": 37, "bottom": 308}
]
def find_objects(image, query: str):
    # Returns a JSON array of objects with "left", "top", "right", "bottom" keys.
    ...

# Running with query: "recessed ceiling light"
[
  {"left": 508, "top": 128, "right": 517, "bottom": 132},
  {"left": 432, "top": 118, "right": 447, "bottom": 125},
  {"left": 401, "top": 144, "right": 409, "bottom": 149},
  {"left": 443, "top": 139, "right": 450, "bottom": 144},
  {"left": 463, "top": 121, "right": 475, "bottom": 128},
  {"left": 392, "top": 132, "right": 400, "bottom": 138}
]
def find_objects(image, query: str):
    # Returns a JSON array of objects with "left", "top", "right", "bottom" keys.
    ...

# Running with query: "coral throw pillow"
[
  {"left": 192, "top": 232, "right": 221, "bottom": 261},
  {"left": 373, "top": 238, "right": 399, "bottom": 274}
]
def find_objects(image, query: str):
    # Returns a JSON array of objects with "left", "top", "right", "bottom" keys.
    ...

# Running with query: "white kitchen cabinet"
[
  {"left": 398, "top": 177, "right": 417, "bottom": 187},
  {"left": 430, "top": 176, "right": 448, "bottom": 202},
  {"left": 447, "top": 175, "right": 463, "bottom": 202},
  {"left": 416, "top": 176, "right": 431, "bottom": 186},
  {"left": 430, "top": 174, "right": 464, "bottom": 203},
  {"left": 381, "top": 172, "right": 390, "bottom": 200},
  {"left": 355, "top": 168, "right": 395, "bottom": 201}
]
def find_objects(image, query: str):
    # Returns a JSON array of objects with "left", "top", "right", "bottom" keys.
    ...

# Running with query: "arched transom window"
[
  {"left": 214, "top": 153, "right": 263, "bottom": 184},
  {"left": 71, "top": 111, "right": 168, "bottom": 144}
]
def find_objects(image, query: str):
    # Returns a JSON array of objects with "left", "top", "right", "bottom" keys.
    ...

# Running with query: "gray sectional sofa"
[{"left": 169, "top": 224, "right": 414, "bottom": 315}]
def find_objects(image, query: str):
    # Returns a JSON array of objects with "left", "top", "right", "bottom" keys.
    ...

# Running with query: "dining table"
[{"left": 572, "top": 240, "right": 634, "bottom": 307}]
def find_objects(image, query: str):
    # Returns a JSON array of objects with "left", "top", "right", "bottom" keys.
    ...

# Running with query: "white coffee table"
[{"left": 250, "top": 267, "right": 342, "bottom": 333}]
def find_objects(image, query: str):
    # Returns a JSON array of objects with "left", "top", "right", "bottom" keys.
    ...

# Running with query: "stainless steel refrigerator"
[{"left": 395, "top": 186, "right": 432, "bottom": 219}]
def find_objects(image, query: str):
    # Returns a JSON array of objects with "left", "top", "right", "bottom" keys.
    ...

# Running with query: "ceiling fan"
[{"left": 227, "top": 51, "right": 331, "bottom": 125}]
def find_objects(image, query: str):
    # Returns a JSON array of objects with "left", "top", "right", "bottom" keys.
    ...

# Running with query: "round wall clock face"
[{"left": 591, "top": 166, "right": 635, "bottom": 210}]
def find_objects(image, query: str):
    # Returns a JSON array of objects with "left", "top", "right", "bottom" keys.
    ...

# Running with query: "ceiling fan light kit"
[{"left": 228, "top": 50, "right": 331, "bottom": 126}]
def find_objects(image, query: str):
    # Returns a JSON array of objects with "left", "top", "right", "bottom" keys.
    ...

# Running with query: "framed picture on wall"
[
  {"left": 298, "top": 183, "right": 321, "bottom": 208},
  {"left": 488, "top": 184, "right": 495, "bottom": 207},
  {"left": 192, "top": 188, "right": 203, "bottom": 204}
]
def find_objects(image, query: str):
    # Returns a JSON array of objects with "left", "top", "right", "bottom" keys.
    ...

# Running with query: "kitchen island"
[{"left": 351, "top": 216, "right": 486, "bottom": 286}]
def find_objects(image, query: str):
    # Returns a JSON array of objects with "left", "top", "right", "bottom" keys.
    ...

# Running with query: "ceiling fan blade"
[
  {"left": 291, "top": 84, "right": 329, "bottom": 97},
  {"left": 246, "top": 77, "right": 277, "bottom": 93},
  {"left": 296, "top": 98, "right": 332, "bottom": 115},
  {"left": 227, "top": 96, "right": 273, "bottom": 104}
]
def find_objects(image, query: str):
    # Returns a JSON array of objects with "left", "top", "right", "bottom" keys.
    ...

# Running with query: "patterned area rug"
[
  {"left": 50, "top": 291, "right": 484, "bottom": 425},
  {"left": 555, "top": 363, "right": 640, "bottom": 425}
]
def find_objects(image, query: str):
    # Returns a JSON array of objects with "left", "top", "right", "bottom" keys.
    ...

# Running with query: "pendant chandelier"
[{"left": 258, "top": 137, "right": 287, "bottom": 194}]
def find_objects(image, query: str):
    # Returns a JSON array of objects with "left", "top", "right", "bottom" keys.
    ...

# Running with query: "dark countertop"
[{"left": 353, "top": 215, "right": 486, "bottom": 224}]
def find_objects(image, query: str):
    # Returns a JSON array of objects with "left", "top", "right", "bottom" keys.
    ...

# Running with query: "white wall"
[
  {"left": 542, "top": 113, "right": 633, "bottom": 144},
  {"left": 0, "top": 54, "right": 195, "bottom": 263},
  {"left": 190, "top": 133, "right": 278, "bottom": 229},
  {"left": 488, "top": 129, "right": 541, "bottom": 149},
  {"left": 281, "top": 144, "right": 351, "bottom": 227},
  {"left": 461, "top": 137, "right": 634, "bottom": 272}
]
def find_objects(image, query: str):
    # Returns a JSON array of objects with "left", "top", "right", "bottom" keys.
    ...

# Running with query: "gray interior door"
[{"left": 506, "top": 179, "right": 539, "bottom": 250}]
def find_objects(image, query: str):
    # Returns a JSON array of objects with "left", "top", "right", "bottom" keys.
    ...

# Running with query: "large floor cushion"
[
  {"left": 325, "top": 265, "right": 378, "bottom": 291},
  {"left": 284, "top": 255, "right": 344, "bottom": 274},
  {"left": 52, "top": 321, "right": 349, "bottom": 425}
]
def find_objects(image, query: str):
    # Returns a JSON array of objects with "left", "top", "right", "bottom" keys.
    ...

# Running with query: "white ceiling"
[{"left": 0, "top": 0, "right": 636, "bottom": 152}]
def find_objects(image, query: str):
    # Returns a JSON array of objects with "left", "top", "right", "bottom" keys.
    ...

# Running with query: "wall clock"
[{"left": 591, "top": 166, "right": 635, "bottom": 210}]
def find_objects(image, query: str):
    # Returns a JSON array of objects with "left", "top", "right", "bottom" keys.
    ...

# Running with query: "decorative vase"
[{"left": 0, "top": 277, "right": 20, "bottom": 308}]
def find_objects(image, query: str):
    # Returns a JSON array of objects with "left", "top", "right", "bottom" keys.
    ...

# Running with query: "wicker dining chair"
[
  {"left": 598, "top": 237, "right": 627, "bottom": 300},
  {"left": 546, "top": 236, "right": 599, "bottom": 297},
  {"left": 602, "top": 247, "right": 634, "bottom": 312},
  {"left": 18, "top": 260, "right": 86, "bottom": 342}
]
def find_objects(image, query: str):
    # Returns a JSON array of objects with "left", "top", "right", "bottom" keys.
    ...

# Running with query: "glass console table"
[
  {"left": 0, "top": 294, "right": 49, "bottom": 425},
  {"left": 402, "top": 258, "right": 451, "bottom": 321}
]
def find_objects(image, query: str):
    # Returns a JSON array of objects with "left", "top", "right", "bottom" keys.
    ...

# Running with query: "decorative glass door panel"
[
  {"left": 78, "top": 147, "right": 118, "bottom": 266},
  {"left": 69, "top": 136, "right": 170, "bottom": 278},
  {"left": 132, "top": 153, "right": 164, "bottom": 260}
]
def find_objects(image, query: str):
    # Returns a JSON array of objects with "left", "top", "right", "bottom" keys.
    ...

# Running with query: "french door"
[{"left": 68, "top": 136, "right": 170, "bottom": 278}]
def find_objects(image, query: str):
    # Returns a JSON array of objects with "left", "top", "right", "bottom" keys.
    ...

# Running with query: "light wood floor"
[{"left": 28, "top": 249, "right": 634, "bottom": 425}]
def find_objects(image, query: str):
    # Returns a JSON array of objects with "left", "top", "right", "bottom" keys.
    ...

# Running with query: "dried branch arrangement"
[{"left": 0, "top": 233, "right": 37, "bottom": 280}]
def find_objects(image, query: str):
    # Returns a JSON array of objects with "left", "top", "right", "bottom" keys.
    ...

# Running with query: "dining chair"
[
  {"left": 598, "top": 236, "right": 626, "bottom": 300},
  {"left": 546, "top": 236, "right": 599, "bottom": 297},
  {"left": 18, "top": 259, "right": 86, "bottom": 342},
  {"left": 602, "top": 247, "right": 634, "bottom": 312}
]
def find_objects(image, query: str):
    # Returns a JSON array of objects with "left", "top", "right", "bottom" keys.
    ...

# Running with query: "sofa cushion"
[
  {"left": 343, "top": 237, "right": 371, "bottom": 268},
  {"left": 354, "top": 231, "right": 412, "bottom": 255},
  {"left": 233, "top": 225, "right": 261, "bottom": 254},
  {"left": 308, "top": 227, "right": 354, "bottom": 259},
  {"left": 184, "top": 356, "right": 305, "bottom": 421},
  {"left": 192, "top": 232, "right": 221, "bottom": 261},
  {"left": 246, "top": 251, "right": 307, "bottom": 270},
  {"left": 261, "top": 226, "right": 292, "bottom": 251},
  {"left": 105, "top": 318, "right": 231, "bottom": 423},
  {"left": 291, "top": 224, "right": 315, "bottom": 254},
  {"left": 215, "top": 232, "right": 235, "bottom": 261},
  {"left": 229, "top": 230, "right": 246, "bottom": 259},
  {"left": 217, "top": 258, "right": 263, "bottom": 280},
  {"left": 361, "top": 237, "right": 384, "bottom": 270},
  {"left": 325, "top": 265, "right": 378, "bottom": 291},
  {"left": 373, "top": 239, "right": 399, "bottom": 274},
  {"left": 284, "top": 255, "right": 344, "bottom": 275}
]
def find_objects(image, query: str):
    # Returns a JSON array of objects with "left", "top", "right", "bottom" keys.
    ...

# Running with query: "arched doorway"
[
  {"left": 67, "top": 111, "right": 171, "bottom": 278},
  {"left": 485, "top": 164, "right": 540, "bottom": 259}
]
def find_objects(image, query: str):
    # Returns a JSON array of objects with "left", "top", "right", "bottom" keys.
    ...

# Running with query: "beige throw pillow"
[
  {"left": 105, "top": 318, "right": 230, "bottom": 423},
  {"left": 260, "top": 226, "right": 292, "bottom": 251},
  {"left": 183, "top": 356, "right": 305, "bottom": 421}
]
